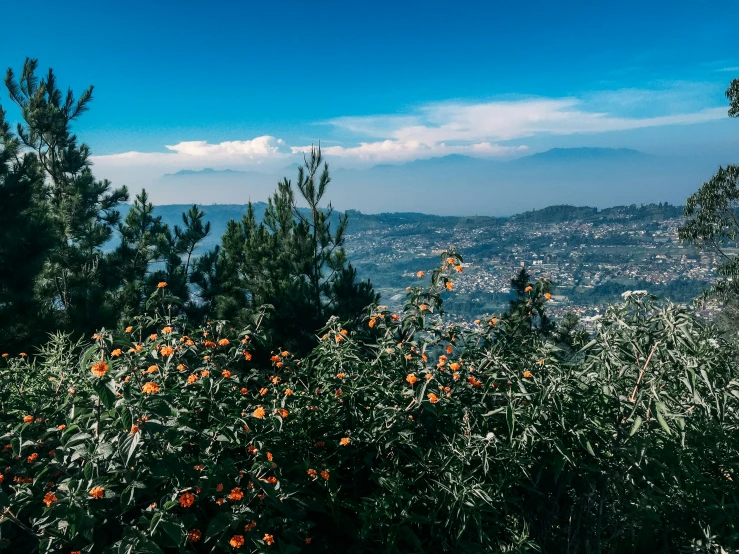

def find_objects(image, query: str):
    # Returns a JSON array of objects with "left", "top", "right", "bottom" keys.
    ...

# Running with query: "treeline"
[{"left": 0, "top": 59, "right": 376, "bottom": 355}]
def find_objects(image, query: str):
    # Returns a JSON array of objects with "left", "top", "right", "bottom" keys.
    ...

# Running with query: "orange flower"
[
  {"left": 22, "top": 415, "right": 33, "bottom": 423},
  {"left": 453, "top": 372, "right": 460, "bottom": 381},
  {"left": 188, "top": 529, "right": 202, "bottom": 542},
  {"left": 222, "top": 370, "right": 232, "bottom": 379},
  {"left": 525, "top": 285, "right": 533, "bottom": 292},
  {"left": 157, "top": 282, "right": 167, "bottom": 288},
  {"left": 266, "top": 476, "right": 277, "bottom": 484},
  {"left": 307, "top": 468, "right": 317, "bottom": 478},
  {"left": 135, "top": 344, "right": 143, "bottom": 351},
  {"left": 125, "top": 326, "right": 133, "bottom": 333},
  {"left": 467, "top": 376, "right": 483, "bottom": 388},
  {"left": 321, "top": 470, "right": 330, "bottom": 480},
  {"left": 245, "top": 520, "right": 257, "bottom": 531},
  {"left": 111, "top": 348, "right": 122, "bottom": 357},
  {"left": 306, "top": 538, "right": 312, "bottom": 544},
  {"left": 147, "top": 365, "right": 158, "bottom": 374},
  {"left": 187, "top": 374, "right": 198, "bottom": 384},
  {"left": 406, "top": 373, "right": 417, "bottom": 385},
  {"left": 27, "top": 453, "right": 38, "bottom": 463},
  {"left": 247, "top": 445, "right": 258, "bottom": 454},
  {"left": 57, "top": 424, "right": 66, "bottom": 431},
  {"left": 284, "top": 388, "right": 293, "bottom": 396},
  {"left": 523, "top": 371, "right": 533, "bottom": 378},
  {"left": 449, "top": 362, "right": 460, "bottom": 371},
  {"left": 446, "top": 345, "right": 453, "bottom": 354},
  {"left": 160, "top": 346, "right": 174, "bottom": 356},
  {"left": 130, "top": 425, "right": 140, "bottom": 434},
  {"left": 538, "top": 359, "right": 545, "bottom": 365},
  {"left": 275, "top": 408, "right": 288, "bottom": 418},
  {"left": 200, "top": 370, "right": 210, "bottom": 378},
  {"left": 259, "top": 387, "right": 269, "bottom": 396},
  {"left": 177, "top": 363, "right": 186, "bottom": 371},
  {"left": 162, "top": 326, "right": 173, "bottom": 334},
  {"left": 219, "top": 338, "right": 230, "bottom": 346},
  {"left": 179, "top": 492, "right": 195, "bottom": 507},
  {"left": 427, "top": 393, "right": 439, "bottom": 404},
  {"left": 230, "top": 535, "right": 245, "bottom": 548},
  {"left": 19, "top": 352, "right": 27, "bottom": 357},
  {"left": 42, "top": 491, "right": 58, "bottom": 507},
  {"left": 266, "top": 451, "right": 273, "bottom": 461},
  {"left": 340, "top": 437, "right": 350, "bottom": 446},
  {"left": 391, "top": 314, "right": 400, "bottom": 321},
  {"left": 229, "top": 487, "right": 244, "bottom": 501},
  {"left": 149, "top": 334, "right": 158, "bottom": 341},
  {"left": 253, "top": 406, "right": 266, "bottom": 419},
  {"left": 445, "top": 282, "right": 454, "bottom": 291},
  {"left": 336, "top": 372, "right": 345, "bottom": 379},
  {"left": 270, "top": 355, "right": 280, "bottom": 363},
  {"left": 216, "top": 483, "right": 224, "bottom": 492},
  {"left": 417, "top": 270, "right": 425, "bottom": 278},
  {"left": 455, "top": 265, "right": 463, "bottom": 273},
  {"left": 544, "top": 292, "right": 552, "bottom": 300},
  {"left": 335, "top": 334, "right": 344, "bottom": 342},
  {"left": 263, "top": 534, "right": 275, "bottom": 545},
  {"left": 91, "top": 361, "right": 109, "bottom": 378},
  {"left": 89, "top": 486, "right": 105, "bottom": 499},
  {"left": 1, "top": 353, "right": 7, "bottom": 357},
  {"left": 446, "top": 257, "right": 455, "bottom": 264},
  {"left": 244, "top": 351, "right": 253, "bottom": 361},
  {"left": 368, "top": 317, "right": 377, "bottom": 328},
  {"left": 142, "top": 382, "right": 160, "bottom": 394},
  {"left": 490, "top": 317, "right": 499, "bottom": 326},
  {"left": 240, "top": 387, "right": 248, "bottom": 394}
]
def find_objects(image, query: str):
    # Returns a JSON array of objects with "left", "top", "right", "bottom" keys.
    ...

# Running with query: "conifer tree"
[
  {"left": 679, "top": 75, "right": 739, "bottom": 335},
  {"left": 213, "top": 147, "right": 378, "bottom": 353},
  {"left": 4, "top": 58, "right": 129, "bottom": 333},
  {"left": 0, "top": 105, "right": 54, "bottom": 351}
]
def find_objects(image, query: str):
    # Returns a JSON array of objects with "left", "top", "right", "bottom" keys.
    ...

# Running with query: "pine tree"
[
  {"left": 4, "top": 58, "right": 129, "bottom": 334},
  {"left": 214, "top": 147, "right": 378, "bottom": 353},
  {"left": 0, "top": 105, "right": 54, "bottom": 351}
]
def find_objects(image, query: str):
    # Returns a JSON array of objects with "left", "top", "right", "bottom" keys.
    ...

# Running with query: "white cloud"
[
  {"left": 292, "top": 140, "right": 528, "bottom": 162},
  {"left": 91, "top": 136, "right": 291, "bottom": 167},
  {"left": 89, "top": 85, "right": 728, "bottom": 171},
  {"left": 327, "top": 95, "right": 726, "bottom": 147}
]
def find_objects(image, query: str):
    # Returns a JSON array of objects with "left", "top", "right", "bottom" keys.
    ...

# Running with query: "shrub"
[{"left": 0, "top": 255, "right": 737, "bottom": 553}]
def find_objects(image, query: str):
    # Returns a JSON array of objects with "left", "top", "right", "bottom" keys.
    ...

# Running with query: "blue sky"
[{"left": 1, "top": 0, "right": 738, "bottom": 208}]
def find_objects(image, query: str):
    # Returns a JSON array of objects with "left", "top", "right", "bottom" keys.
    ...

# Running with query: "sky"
[{"left": 1, "top": 0, "right": 738, "bottom": 211}]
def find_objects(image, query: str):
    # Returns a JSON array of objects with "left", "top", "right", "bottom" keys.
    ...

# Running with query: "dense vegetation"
[{"left": 0, "top": 61, "right": 738, "bottom": 553}]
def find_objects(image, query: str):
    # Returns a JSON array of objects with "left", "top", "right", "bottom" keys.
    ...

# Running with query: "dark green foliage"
[
  {"left": 212, "top": 148, "right": 378, "bottom": 354},
  {"left": 0, "top": 105, "right": 54, "bottom": 352},
  {"left": 728, "top": 77, "right": 739, "bottom": 118},
  {"left": 678, "top": 75, "right": 739, "bottom": 336}
]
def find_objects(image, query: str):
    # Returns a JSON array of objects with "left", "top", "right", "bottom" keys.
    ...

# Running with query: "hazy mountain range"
[{"left": 152, "top": 147, "right": 727, "bottom": 216}]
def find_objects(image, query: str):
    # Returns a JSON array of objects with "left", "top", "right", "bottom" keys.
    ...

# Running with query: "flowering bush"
[{"left": 1, "top": 253, "right": 738, "bottom": 553}]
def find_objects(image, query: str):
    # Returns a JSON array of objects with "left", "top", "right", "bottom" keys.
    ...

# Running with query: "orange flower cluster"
[
  {"left": 142, "top": 382, "right": 160, "bottom": 394},
  {"left": 229, "top": 487, "right": 244, "bottom": 501},
  {"left": 91, "top": 361, "right": 109, "bottom": 378},
  {"left": 179, "top": 492, "right": 195, "bottom": 507},
  {"left": 340, "top": 437, "right": 350, "bottom": 446},
  {"left": 253, "top": 406, "right": 266, "bottom": 419},
  {"left": 187, "top": 529, "right": 202, "bottom": 542},
  {"left": 160, "top": 346, "right": 174, "bottom": 356},
  {"left": 230, "top": 535, "right": 245, "bottom": 548},
  {"left": 43, "top": 491, "right": 57, "bottom": 507},
  {"left": 89, "top": 486, "right": 105, "bottom": 499}
]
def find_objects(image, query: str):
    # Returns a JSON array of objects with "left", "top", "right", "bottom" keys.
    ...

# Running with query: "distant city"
[{"left": 145, "top": 202, "right": 722, "bottom": 330}]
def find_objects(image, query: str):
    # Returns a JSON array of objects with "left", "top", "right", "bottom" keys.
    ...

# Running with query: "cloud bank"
[{"left": 90, "top": 86, "right": 727, "bottom": 170}]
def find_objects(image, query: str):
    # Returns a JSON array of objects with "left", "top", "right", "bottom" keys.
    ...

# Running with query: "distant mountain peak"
[
  {"left": 163, "top": 168, "right": 245, "bottom": 177},
  {"left": 521, "top": 147, "right": 647, "bottom": 162}
]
